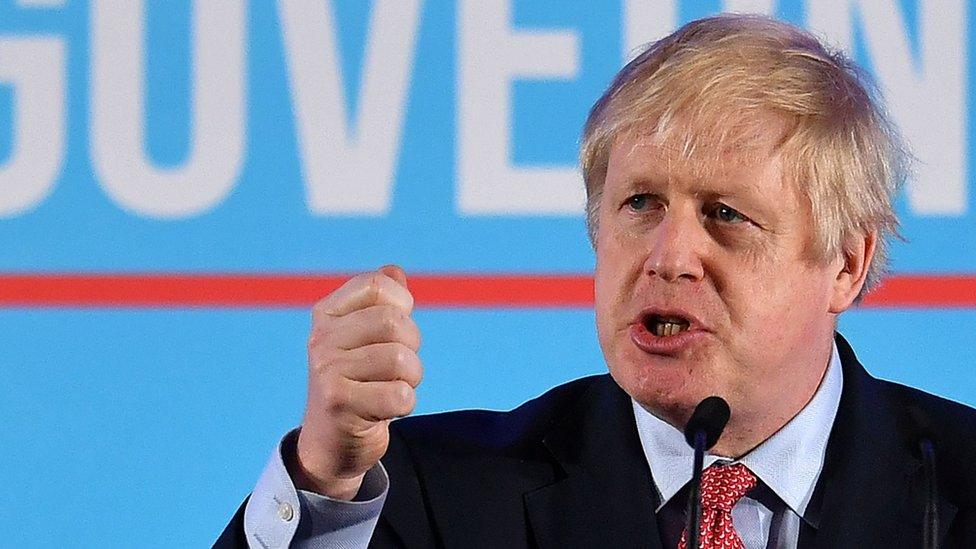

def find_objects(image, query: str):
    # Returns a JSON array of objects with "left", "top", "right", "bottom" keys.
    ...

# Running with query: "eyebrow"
[{"left": 620, "top": 172, "right": 782, "bottom": 223}]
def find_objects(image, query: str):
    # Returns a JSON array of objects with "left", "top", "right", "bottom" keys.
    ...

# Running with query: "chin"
[
  {"left": 608, "top": 353, "right": 707, "bottom": 426},
  {"left": 609, "top": 346, "right": 733, "bottom": 425}
]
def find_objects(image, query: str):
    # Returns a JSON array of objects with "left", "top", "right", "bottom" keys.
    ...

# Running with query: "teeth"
[{"left": 653, "top": 321, "right": 688, "bottom": 337}]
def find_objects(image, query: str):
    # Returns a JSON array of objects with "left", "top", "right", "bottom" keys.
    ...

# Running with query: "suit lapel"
[
  {"left": 800, "top": 335, "right": 957, "bottom": 548},
  {"left": 523, "top": 335, "right": 962, "bottom": 548},
  {"left": 525, "top": 376, "right": 663, "bottom": 549}
]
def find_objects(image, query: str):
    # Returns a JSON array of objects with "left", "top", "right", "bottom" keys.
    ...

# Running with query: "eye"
[
  {"left": 708, "top": 203, "right": 749, "bottom": 224},
  {"left": 625, "top": 194, "right": 650, "bottom": 211}
]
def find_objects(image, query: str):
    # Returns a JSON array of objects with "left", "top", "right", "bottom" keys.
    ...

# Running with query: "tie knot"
[{"left": 699, "top": 463, "right": 757, "bottom": 512}]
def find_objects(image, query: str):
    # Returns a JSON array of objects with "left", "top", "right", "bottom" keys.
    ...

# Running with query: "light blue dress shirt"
[
  {"left": 243, "top": 344, "right": 842, "bottom": 548},
  {"left": 633, "top": 343, "right": 843, "bottom": 548}
]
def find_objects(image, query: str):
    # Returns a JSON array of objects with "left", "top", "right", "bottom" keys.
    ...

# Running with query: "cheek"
[
  {"left": 595, "top": 242, "right": 643, "bottom": 307},
  {"left": 723, "top": 262, "right": 833, "bottom": 347},
  {"left": 594, "top": 242, "right": 644, "bottom": 342},
  {"left": 593, "top": 281, "right": 612, "bottom": 348},
  {"left": 711, "top": 240, "right": 796, "bottom": 308},
  {"left": 593, "top": 255, "right": 620, "bottom": 346}
]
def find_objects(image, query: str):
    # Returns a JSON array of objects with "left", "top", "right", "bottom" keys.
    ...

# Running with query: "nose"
[{"left": 642, "top": 206, "right": 706, "bottom": 282}]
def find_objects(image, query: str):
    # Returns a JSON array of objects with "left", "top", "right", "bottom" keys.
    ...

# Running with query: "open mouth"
[{"left": 642, "top": 314, "right": 691, "bottom": 337}]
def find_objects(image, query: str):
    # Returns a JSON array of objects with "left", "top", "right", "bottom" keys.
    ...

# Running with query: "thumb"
[{"left": 379, "top": 264, "right": 408, "bottom": 289}]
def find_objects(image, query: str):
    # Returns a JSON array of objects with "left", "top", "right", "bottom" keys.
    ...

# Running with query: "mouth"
[
  {"left": 629, "top": 308, "right": 707, "bottom": 355},
  {"left": 642, "top": 314, "right": 692, "bottom": 337}
]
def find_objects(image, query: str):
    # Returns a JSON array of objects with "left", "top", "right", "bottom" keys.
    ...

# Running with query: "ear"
[{"left": 828, "top": 230, "right": 877, "bottom": 314}]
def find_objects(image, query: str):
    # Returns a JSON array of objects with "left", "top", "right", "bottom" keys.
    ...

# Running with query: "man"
[{"left": 218, "top": 14, "right": 976, "bottom": 548}]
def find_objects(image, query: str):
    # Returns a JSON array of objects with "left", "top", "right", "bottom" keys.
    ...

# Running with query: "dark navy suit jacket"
[{"left": 217, "top": 335, "right": 976, "bottom": 547}]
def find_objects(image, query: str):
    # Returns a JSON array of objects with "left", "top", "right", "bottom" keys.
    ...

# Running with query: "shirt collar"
[{"left": 632, "top": 342, "right": 843, "bottom": 516}]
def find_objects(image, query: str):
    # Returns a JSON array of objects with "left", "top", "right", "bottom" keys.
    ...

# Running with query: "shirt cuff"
[{"left": 243, "top": 429, "right": 389, "bottom": 548}]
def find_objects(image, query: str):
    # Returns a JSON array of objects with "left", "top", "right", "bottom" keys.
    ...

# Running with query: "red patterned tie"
[{"left": 678, "top": 463, "right": 758, "bottom": 549}]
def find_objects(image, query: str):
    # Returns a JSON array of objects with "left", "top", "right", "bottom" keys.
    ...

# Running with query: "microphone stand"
[
  {"left": 920, "top": 438, "right": 939, "bottom": 549},
  {"left": 682, "top": 396, "right": 730, "bottom": 549},
  {"left": 912, "top": 407, "right": 939, "bottom": 549},
  {"left": 685, "top": 430, "right": 706, "bottom": 549}
]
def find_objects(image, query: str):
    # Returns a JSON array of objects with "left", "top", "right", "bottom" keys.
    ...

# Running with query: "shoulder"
[
  {"left": 881, "top": 379, "right": 976, "bottom": 438},
  {"left": 389, "top": 373, "right": 610, "bottom": 456},
  {"left": 835, "top": 334, "right": 976, "bottom": 511},
  {"left": 874, "top": 377, "right": 976, "bottom": 506},
  {"left": 837, "top": 332, "right": 976, "bottom": 450}
]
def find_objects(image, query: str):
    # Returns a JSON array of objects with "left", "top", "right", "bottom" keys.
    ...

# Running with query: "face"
[{"left": 594, "top": 130, "right": 853, "bottom": 430}]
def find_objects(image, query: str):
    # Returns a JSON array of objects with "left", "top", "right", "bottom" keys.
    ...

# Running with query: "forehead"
[{"left": 604, "top": 128, "right": 791, "bottom": 200}]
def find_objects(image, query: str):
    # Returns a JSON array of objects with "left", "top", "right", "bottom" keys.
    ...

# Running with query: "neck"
[{"left": 710, "top": 342, "right": 833, "bottom": 459}]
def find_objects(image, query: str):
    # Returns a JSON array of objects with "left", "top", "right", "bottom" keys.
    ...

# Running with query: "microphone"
[
  {"left": 910, "top": 407, "right": 939, "bottom": 549},
  {"left": 683, "top": 397, "right": 731, "bottom": 549}
]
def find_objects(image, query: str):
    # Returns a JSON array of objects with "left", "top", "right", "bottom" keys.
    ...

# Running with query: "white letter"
[
  {"left": 0, "top": 38, "right": 65, "bottom": 217},
  {"left": 624, "top": 0, "right": 774, "bottom": 63},
  {"left": 279, "top": 0, "right": 422, "bottom": 215},
  {"left": 723, "top": 0, "right": 777, "bottom": 14},
  {"left": 458, "top": 0, "right": 583, "bottom": 215},
  {"left": 622, "top": 0, "right": 678, "bottom": 62},
  {"left": 808, "top": 0, "right": 968, "bottom": 215},
  {"left": 91, "top": 0, "right": 246, "bottom": 218}
]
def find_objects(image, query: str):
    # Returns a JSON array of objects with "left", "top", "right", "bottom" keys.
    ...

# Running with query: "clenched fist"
[{"left": 292, "top": 265, "right": 422, "bottom": 500}]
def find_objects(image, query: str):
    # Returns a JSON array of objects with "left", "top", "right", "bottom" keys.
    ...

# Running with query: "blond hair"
[{"left": 581, "top": 14, "right": 908, "bottom": 294}]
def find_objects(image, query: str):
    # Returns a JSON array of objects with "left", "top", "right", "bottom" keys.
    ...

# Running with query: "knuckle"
[
  {"left": 306, "top": 351, "right": 324, "bottom": 374},
  {"left": 405, "top": 320, "right": 421, "bottom": 350},
  {"left": 400, "top": 380, "right": 414, "bottom": 401},
  {"left": 409, "top": 357, "right": 424, "bottom": 386},
  {"left": 397, "top": 356, "right": 417, "bottom": 383},
  {"left": 307, "top": 344, "right": 339, "bottom": 374},
  {"left": 397, "top": 382, "right": 416, "bottom": 413},
  {"left": 308, "top": 317, "right": 338, "bottom": 346},
  {"left": 321, "top": 380, "right": 351, "bottom": 414},
  {"left": 390, "top": 344, "right": 413, "bottom": 370},
  {"left": 378, "top": 306, "right": 400, "bottom": 337},
  {"left": 307, "top": 327, "right": 325, "bottom": 350}
]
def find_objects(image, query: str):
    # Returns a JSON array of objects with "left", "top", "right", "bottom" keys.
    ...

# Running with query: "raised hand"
[{"left": 292, "top": 265, "right": 422, "bottom": 500}]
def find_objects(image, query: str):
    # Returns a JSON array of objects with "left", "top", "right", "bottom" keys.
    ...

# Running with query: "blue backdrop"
[{"left": 0, "top": 1, "right": 973, "bottom": 546}]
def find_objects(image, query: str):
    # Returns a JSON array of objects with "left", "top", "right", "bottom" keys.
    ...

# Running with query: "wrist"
[{"left": 289, "top": 431, "right": 366, "bottom": 500}]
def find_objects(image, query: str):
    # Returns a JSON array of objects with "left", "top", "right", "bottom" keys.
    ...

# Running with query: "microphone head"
[{"left": 684, "top": 396, "right": 731, "bottom": 450}]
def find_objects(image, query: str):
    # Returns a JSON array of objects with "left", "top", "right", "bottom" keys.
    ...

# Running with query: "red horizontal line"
[
  {"left": 0, "top": 273, "right": 593, "bottom": 308},
  {"left": 859, "top": 275, "right": 976, "bottom": 308},
  {"left": 0, "top": 273, "right": 972, "bottom": 308}
]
